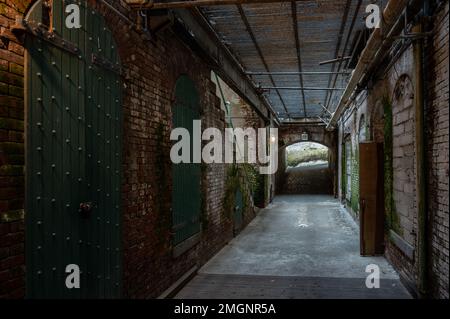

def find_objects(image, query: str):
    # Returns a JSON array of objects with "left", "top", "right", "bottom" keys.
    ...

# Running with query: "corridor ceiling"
[{"left": 198, "top": 0, "right": 372, "bottom": 121}]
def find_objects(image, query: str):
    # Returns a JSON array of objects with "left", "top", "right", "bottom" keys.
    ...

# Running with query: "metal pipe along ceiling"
[
  {"left": 324, "top": 0, "right": 363, "bottom": 112},
  {"left": 326, "top": 0, "right": 410, "bottom": 130},
  {"left": 323, "top": 0, "right": 352, "bottom": 112}
]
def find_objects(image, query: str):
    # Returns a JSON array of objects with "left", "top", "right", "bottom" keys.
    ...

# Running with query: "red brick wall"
[
  {"left": 79, "top": 0, "right": 234, "bottom": 298},
  {"left": 425, "top": 0, "right": 449, "bottom": 299},
  {"left": 0, "top": 0, "right": 31, "bottom": 299}
]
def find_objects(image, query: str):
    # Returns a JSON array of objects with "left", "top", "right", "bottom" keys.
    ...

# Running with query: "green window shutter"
[{"left": 172, "top": 76, "right": 201, "bottom": 246}]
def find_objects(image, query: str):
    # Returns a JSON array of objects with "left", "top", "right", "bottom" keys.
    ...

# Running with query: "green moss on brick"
[
  {"left": 241, "top": 164, "right": 259, "bottom": 194},
  {"left": 350, "top": 146, "right": 360, "bottom": 214},
  {"left": 0, "top": 4, "right": 8, "bottom": 15},
  {"left": 383, "top": 96, "right": 401, "bottom": 233},
  {"left": 341, "top": 144, "right": 346, "bottom": 197},
  {"left": 223, "top": 164, "right": 254, "bottom": 229}
]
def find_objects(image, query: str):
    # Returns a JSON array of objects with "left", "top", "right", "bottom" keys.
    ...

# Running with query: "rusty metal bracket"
[
  {"left": 11, "top": 18, "right": 80, "bottom": 55},
  {"left": 92, "top": 53, "right": 122, "bottom": 75}
]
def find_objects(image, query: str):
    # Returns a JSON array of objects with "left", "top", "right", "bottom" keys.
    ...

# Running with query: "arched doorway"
[
  {"left": 280, "top": 142, "right": 333, "bottom": 195},
  {"left": 25, "top": 1, "right": 122, "bottom": 298}
]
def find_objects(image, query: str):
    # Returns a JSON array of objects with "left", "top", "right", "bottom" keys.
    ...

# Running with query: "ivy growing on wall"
[
  {"left": 222, "top": 164, "right": 258, "bottom": 223},
  {"left": 341, "top": 143, "right": 346, "bottom": 199},
  {"left": 223, "top": 165, "right": 241, "bottom": 220},
  {"left": 350, "top": 146, "right": 360, "bottom": 214},
  {"left": 240, "top": 164, "right": 260, "bottom": 194},
  {"left": 383, "top": 96, "right": 401, "bottom": 233}
]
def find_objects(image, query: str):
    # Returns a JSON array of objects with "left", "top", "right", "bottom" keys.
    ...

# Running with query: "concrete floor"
[{"left": 176, "top": 195, "right": 411, "bottom": 299}]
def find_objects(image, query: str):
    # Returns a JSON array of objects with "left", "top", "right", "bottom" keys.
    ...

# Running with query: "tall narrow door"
[
  {"left": 26, "top": 0, "right": 122, "bottom": 298},
  {"left": 359, "top": 142, "right": 385, "bottom": 256}
]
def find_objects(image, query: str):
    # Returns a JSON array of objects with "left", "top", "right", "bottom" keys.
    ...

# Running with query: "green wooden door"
[
  {"left": 26, "top": 0, "right": 122, "bottom": 298},
  {"left": 172, "top": 76, "right": 201, "bottom": 246}
]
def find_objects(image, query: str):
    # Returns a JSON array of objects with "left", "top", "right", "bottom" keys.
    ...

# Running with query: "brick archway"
[
  {"left": 276, "top": 125, "right": 338, "bottom": 197},
  {"left": 279, "top": 125, "right": 335, "bottom": 150}
]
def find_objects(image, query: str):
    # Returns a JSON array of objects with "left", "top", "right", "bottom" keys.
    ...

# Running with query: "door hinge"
[
  {"left": 12, "top": 18, "right": 80, "bottom": 55},
  {"left": 92, "top": 53, "right": 122, "bottom": 75}
]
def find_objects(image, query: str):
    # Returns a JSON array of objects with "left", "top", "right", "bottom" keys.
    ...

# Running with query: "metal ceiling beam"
[
  {"left": 172, "top": 8, "right": 278, "bottom": 123},
  {"left": 319, "top": 56, "right": 351, "bottom": 65},
  {"left": 291, "top": 1, "right": 307, "bottom": 117},
  {"left": 317, "top": 115, "right": 330, "bottom": 125},
  {"left": 237, "top": 4, "right": 291, "bottom": 118},
  {"left": 327, "top": 0, "right": 411, "bottom": 130},
  {"left": 319, "top": 103, "right": 332, "bottom": 115},
  {"left": 325, "top": 0, "right": 363, "bottom": 111},
  {"left": 323, "top": 0, "right": 352, "bottom": 109},
  {"left": 280, "top": 118, "right": 326, "bottom": 125},
  {"left": 126, "top": 0, "right": 304, "bottom": 10}
]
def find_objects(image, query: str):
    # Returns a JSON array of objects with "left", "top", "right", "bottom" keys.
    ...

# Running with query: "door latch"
[{"left": 79, "top": 202, "right": 93, "bottom": 217}]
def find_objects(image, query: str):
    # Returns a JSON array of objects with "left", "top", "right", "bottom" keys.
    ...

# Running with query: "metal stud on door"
[{"left": 25, "top": 0, "right": 122, "bottom": 298}]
